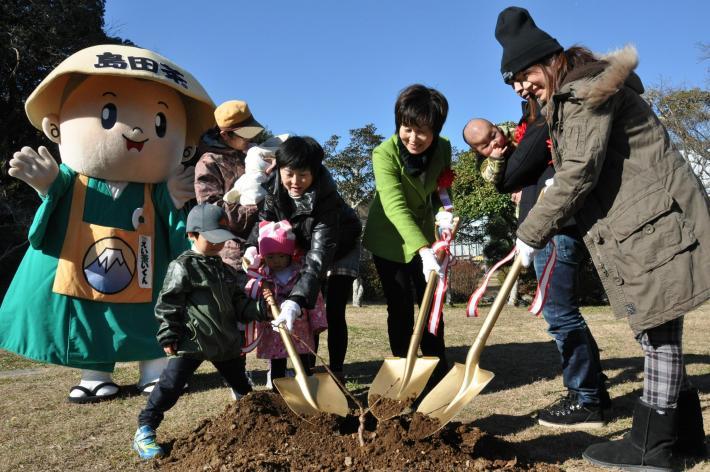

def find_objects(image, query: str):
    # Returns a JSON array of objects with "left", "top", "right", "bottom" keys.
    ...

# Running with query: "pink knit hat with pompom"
[{"left": 258, "top": 220, "right": 296, "bottom": 256}]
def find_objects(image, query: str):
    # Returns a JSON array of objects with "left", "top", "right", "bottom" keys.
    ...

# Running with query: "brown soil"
[
  {"left": 408, "top": 412, "right": 443, "bottom": 440},
  {"left": 368, "top": 394, "right": 415, "bottom": 420},
  {"left": 157, "top": 392, "right": 562, "bottom": 471}
]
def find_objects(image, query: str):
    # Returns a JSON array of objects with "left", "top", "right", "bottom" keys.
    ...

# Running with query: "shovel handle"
[
  {"left": 408, "top": 216, "right": 461, "bottom": 355},
  {"left": 467, "top": 256, "right": 523, "bottom": 366},
  {"left": 262, "top": 288, "right": 310, "bottom": 381},
  {"left": 402, "top": 216, "right": 460, "bottom": 388}
]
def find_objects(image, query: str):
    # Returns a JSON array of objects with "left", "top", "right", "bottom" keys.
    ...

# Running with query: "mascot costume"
[{"left": 0, "top": 45, "right": 215, "bottom": 403}]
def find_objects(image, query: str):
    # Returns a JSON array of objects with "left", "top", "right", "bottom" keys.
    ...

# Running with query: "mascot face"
[{"left": 56, "top": 75, "right": 187, "bottom": 183}]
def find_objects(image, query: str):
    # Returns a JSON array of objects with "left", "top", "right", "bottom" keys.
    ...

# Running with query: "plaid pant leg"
[{"left": 636, "top": 317, "right": 685, "bottom": 409}]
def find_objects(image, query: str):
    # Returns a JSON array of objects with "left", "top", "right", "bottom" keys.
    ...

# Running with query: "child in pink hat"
[{"left": 243, "top": 220, "right": 327, "bottom": 387}]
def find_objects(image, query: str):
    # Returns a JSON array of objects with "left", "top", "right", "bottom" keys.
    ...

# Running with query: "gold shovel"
[
  {"left": 263, "top": 290, "right": 349, "bottom": 417},
  {"left": 368, "top": 217, "right": 459, "bottom": 420},
  {"left": 414, "top": 254, "right": 524, "bottom": 436}
]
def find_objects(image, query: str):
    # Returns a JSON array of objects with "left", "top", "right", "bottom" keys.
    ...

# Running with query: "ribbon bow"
[
  {"left": 427, "top": 227, "right": 455, "bottom": 335},
  {"left": 466, "top": 242, "right": 557, "bottom": 318}
]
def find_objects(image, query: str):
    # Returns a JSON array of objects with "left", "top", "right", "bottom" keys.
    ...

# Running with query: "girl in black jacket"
[{"left": 247, "top": 136, "right": 361, "bottom": 380}]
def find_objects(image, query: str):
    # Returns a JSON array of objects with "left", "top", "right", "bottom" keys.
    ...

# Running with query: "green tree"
[
  {"left": 451, "top": 148, "right": 516, "bottom": 253},
  {"left": 0, "top": 0, "right": 131, "bottom": 293},
  {"left": 322, "top": 123, "right": 384, "bottom": 210},
  {"left": 322, "top": 124, "right": 384, "bottom": 304}
]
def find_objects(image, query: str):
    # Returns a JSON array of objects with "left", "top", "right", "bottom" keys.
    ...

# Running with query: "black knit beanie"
[{"left": 495, "top": 7, "right": 563, "bottom": 84}]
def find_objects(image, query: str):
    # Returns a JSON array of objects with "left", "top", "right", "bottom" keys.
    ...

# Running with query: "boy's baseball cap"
[
  {"left": 186, "top": 203, "right": 236, "bottom": 243},
  {"left": 214, "top": 100, "right": 264, "bottom": 139}
]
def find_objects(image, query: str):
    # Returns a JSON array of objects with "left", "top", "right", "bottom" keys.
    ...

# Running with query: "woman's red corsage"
[
  {"left": 513, "top": 121, "right": 528, "bottom": 144},
  {"left": 437, "top": 167, "right": 456, "bottom": 188}
]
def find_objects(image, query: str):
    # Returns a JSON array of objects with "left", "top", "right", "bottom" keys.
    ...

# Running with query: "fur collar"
[{"left": 573, "top": 45, "right": 640, "bottom": 109}]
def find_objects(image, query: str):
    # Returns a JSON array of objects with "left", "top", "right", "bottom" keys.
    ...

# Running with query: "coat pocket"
[{"left": 609, "top": 187, "right": 697, "bottom": 275}]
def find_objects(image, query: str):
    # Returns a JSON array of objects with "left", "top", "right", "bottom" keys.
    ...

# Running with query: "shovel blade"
[
  {"left": 414, "top": 362, "right": 494, "bottom": 437},
  {"left": 274, "top": 372, "right": 349, "bottom": 417},
  {"left": 368, "top": 356, "right": 439, "bottom": 420}
]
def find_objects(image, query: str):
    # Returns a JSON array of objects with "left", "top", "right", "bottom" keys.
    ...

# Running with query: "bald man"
[{"left": 462, "top": 118, "right": 513, "bottom": 184}]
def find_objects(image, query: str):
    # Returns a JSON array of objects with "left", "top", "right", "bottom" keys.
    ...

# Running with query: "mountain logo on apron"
[{"left": 82, "top": 236, "right": 136, "bottom": 294}]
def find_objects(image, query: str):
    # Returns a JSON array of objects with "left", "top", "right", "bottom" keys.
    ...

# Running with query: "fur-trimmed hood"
[{"left": 567, "top": 46, "right": 644, "bottom": 109}]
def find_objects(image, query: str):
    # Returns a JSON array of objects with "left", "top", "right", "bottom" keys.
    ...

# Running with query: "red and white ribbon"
[
  {"left": 240, "top": 320, "right": 262, "bottom": 353},
  {"left": 427, "top": 230, "right": 453, "bottom": 335},
  {"left": 241, "top": 267, "right": 273, "bottom": 353},
  {"left": 465, "top": 242, "right": 557, "bottom": 318},
  {"left": 528, "top": 241, "right": 556, "bottom": 316},
  {"left": 466, "top": 247, "right": 516, "bottom": 317}
]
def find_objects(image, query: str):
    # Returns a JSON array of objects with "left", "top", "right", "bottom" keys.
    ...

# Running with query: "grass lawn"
[{"left": 0, "top": 302, "right": 708, "bottom": 471}]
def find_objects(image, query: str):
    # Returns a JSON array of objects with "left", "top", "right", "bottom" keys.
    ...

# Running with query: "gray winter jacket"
[{"left": 518, "top": 46, "right": 710, "bottom": 334}]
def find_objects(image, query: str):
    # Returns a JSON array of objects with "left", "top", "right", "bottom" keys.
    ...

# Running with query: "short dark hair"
[
  {"left": 275, "top": 136, "right": 324, "bottom": 174},
  {"left": 395, "top": 84, "right": 449, "bottom": 135}
]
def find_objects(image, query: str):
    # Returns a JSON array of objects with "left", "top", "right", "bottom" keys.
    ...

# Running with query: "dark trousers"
[
  {"left": 312, "top": 274, "right": 353, "bottom": 372},
  {"left": 373, "top": 254, "right": 449, "bottom": 384},
  {"left": 271, "top": 355, "right": 312, "bottom": 380},
  {"left": 138, "top": 356, "right": 252, "bottom": 429}
]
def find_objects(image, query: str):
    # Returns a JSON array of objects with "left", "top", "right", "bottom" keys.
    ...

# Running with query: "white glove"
[
  {"left": 272, "top": 300, "right": 300, "bottom": 332},
  {"left": 8, "top": 146, "right": 59, "bottom": 196},
  {"left": 544, "top": 178, "right": 554, "bottom": 189},
  {"left": 419, "top": 247, "right": 443, "bottom": 283},
  {"left": 515, "top": 238, "right": 538, "bottom": 268},
  {"left": 167, "top": 165, "right": 196, "bottom": 209}
]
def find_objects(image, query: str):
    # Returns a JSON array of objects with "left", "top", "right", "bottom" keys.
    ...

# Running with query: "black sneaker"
[{"left": 537, "top": 393, "right": 605, "bottom": 429}]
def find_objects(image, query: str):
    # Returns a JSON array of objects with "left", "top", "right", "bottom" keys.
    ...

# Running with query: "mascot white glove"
[
  {"left": 8, "top": 146, "right": 59, "bottom": 196},
  {"left": 515, "top": 238, "right": 538, "bottom": 268},
  {"left": 167, "top": 165, "right": 196, "bottom": 209},
  {"left": 419, "top": 247, "right": 444, "bottom": 283},
  {"left": 272, "top": 300, "right": 300, "bottom": 332}
]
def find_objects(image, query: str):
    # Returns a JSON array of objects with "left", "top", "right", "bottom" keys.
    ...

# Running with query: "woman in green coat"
[{"left": 363, "top": 84, "right": 452, "bottom": 386}]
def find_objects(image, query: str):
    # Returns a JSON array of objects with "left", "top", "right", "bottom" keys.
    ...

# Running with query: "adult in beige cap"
[
  {"left": 0, "top": 44, "right": 215, "bottom": 404},
  {"left": 194, "top": 100, "right": 265, "bottom": 270},
  {"left": 214, "top": 100, "right": 264, "bottom": 141}
]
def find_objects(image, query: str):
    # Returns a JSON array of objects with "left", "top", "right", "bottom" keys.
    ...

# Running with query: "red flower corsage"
[
  {"left": 513, "top": 121, "right": 528, "bottom": 144},
  {"left": 437, "top": 167, "right": 456, "bottom": 188}
]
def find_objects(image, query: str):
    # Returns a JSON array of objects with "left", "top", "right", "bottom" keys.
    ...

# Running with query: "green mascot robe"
[{"left": 0, "top": 164, "right": 188, "bottom": 371}]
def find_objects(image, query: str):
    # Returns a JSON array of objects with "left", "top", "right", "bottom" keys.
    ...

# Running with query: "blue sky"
[{"left": 104, "top": 0, "right": 709, "bottom": 151}]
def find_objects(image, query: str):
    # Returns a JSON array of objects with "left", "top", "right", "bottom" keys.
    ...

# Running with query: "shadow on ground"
[{"left": 177, "top": 348, "right": 709, "bottom": 406}]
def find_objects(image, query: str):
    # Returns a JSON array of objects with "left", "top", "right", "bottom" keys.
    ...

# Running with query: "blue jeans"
[{"left": 534, "top": 233, "right": 608, "bottom": 405}]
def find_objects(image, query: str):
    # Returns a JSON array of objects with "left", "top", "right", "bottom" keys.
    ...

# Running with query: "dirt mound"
[{"left": 158, "top": 392, "right": 561, "bottom": 471}]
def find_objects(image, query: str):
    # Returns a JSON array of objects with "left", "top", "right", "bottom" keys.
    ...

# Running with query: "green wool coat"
[
  {"left": 363, "top": 134, "right": 452, "bottom": 263},
  {"left": 0, "top": 164, "right": 188, "bottom": 371}
]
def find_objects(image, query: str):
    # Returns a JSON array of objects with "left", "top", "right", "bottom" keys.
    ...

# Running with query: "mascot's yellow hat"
[{"left": 25, "top": 44, "right": 216, "bottom": 144}]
